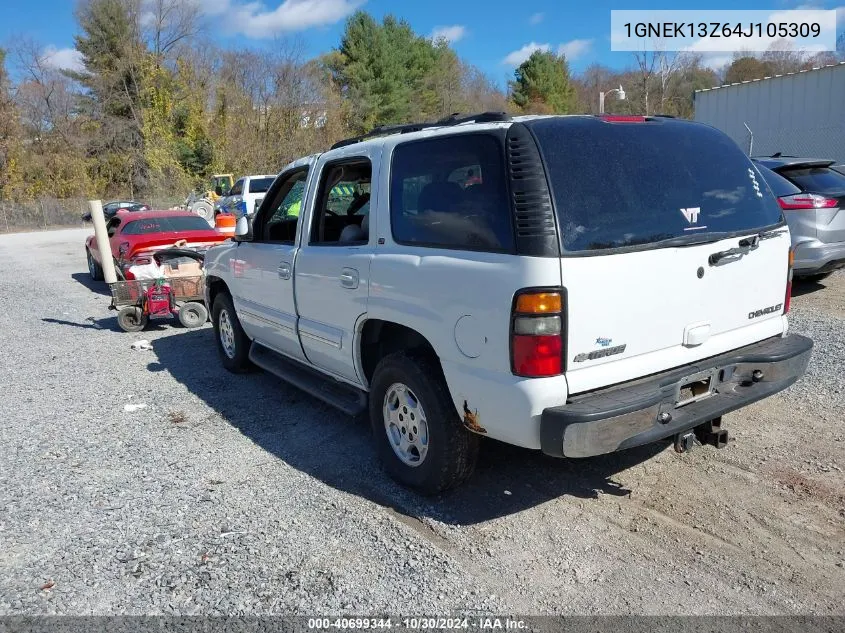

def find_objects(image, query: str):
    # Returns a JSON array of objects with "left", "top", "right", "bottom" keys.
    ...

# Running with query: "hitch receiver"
[{"left": 694, "top": 417, "right": 729, "bottom": 449}]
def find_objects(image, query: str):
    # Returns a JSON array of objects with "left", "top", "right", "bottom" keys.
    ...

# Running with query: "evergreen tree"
[
  {"left": 511, "top": 50, "right": 576, "bottom": 114},
  {"left": 72, "top": 0, "right": 147, "bottom": 196}
]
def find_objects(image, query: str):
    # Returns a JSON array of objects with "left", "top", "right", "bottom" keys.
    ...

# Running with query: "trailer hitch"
[{"left": 694, "top": 417, "right": 729, "bottom": 449}]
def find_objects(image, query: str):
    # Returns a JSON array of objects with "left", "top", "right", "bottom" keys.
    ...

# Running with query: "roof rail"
[{"left": 330, "top": 111, "right": 511, "bottom": 150}]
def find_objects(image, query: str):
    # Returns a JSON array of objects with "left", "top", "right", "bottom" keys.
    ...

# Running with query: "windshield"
[
  {"left": 528, "top": 118, "right": 784, "bottom": 252},
  {"left": 778, "top": 167, "right": 845, "bottom": 195},
  {"left": 122, "top": 216, "right": 212, "bottom": 235},
  {"left": 248, "top": 177, "right": 275, "bottom": 193}
]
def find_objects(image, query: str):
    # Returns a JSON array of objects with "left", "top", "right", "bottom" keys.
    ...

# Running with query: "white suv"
[
  {"left": 214, "top": 174, "right": 277, "bottom": 219},
  {"left": 204, "top": 112, "right": 813, "bottom": 494}
]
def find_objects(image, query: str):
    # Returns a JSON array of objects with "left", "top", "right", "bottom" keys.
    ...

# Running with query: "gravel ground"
[{"left": 0, "top": 228, "right": 843, "bottom": 616}]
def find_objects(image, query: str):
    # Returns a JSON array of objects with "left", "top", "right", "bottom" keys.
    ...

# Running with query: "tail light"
[
  {"left": 777, "top": 193, "right": 837, "bottom": 210},
  {"left": 784, "top": 248, "right": 794, "bottom": 314},
  {"left": 511, "top": 290, "right": 564, "bottom": 377}
]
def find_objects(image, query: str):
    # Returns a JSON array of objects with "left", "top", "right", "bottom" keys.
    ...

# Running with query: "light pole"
[{"left": 599, "top": 85, "right": 626, "bottom": 114}]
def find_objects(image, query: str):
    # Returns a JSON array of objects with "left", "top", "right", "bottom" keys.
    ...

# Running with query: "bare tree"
[
  {"left": 632, "top": 50, "right": 659, "bottom": 115},
  {"left": 144, "top": 0, "right": 202, "bottom": 60}
]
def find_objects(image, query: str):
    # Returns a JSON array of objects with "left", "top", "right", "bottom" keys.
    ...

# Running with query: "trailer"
[{"left": 693, "top": 62, "right": 845, "bottom": 163}]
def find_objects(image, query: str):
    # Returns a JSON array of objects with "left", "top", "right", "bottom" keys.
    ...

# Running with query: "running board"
[{"left": 249, "top": 343, "right": 367, "bottom": 417}]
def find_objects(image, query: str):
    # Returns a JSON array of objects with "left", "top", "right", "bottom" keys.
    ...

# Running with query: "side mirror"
[{"left": 234, "top": 215, "right": 252, "bottom": 241}]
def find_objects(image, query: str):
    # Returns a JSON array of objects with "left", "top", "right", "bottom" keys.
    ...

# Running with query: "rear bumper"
[
  {"left": 793, "top": 239, "right": 845, "bottom": 275},
  {"left": 540, "top": 334, "right": 813, "bottom": 458}
]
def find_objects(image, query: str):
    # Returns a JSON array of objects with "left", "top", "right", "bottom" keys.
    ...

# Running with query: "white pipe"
[{"left": 89, "top": 200, "right": 118, "bottom": 284}]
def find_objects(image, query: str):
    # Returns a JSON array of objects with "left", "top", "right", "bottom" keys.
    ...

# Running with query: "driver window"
[
  {"left": 255, "top": 169, "right": 309, "bottom": 243},
  {"left": 310, "top": 159, "right": 372, "bottom": 245}
]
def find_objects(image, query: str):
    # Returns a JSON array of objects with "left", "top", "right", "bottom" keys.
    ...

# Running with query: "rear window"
[
  {"left": 756, "top": 164, "right": 801, "bottom": 197},
  {"left": 122, "top": 216, "right": 211, "bottom": 234},
  {"left": 778, "top": 167, "right": 845, "bottom": 195},
  {"left": 248, "top": 177, "right": 275, "bottom": 193},
  {"left": 528, "top": 118, "right": 783, "bottom": 252}
]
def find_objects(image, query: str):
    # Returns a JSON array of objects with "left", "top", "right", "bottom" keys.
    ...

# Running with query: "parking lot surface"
[{"left": 1, "top": 228, "right": 843, "bottom": 615}]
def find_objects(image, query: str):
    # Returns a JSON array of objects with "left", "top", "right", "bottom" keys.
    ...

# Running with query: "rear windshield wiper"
[
  {"left": 709, "top": 228, "right": 787, "bottom": 265},
  {"left": 737, "top": 227, "right": 788, "bottom": 248},
  {"left": 651, "top": 233, "right": 728, "bottom": 249}
]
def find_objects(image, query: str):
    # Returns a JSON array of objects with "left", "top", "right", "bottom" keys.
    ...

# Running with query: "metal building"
[{"left": 693, "top": 62, "right": 845, "bottom": 163}]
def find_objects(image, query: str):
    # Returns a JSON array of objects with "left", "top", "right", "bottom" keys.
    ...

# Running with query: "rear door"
[
  {"left": 294, "top": 150, "right": 379, "bottom": 385},
  {"left": 775, "top": 165, "right": 845, "bottom": 245},
  {"left": 527, "top": 117, "right": 789, "bottom": 394}
]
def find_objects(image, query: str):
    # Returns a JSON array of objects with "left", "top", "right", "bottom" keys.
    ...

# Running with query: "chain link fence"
[
  {"left": 0, "top": 196, "right": 185, "bottom": 233},
  {"left": 0, "top": 198, "right": 93, "bottom": 233}
]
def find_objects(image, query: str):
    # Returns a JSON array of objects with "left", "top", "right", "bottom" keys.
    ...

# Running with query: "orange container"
[{"left": 215, "top": 213, "right": 236, "bottom": 236}]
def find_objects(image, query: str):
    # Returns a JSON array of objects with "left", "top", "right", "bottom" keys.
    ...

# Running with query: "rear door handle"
[
  {"left": 340, "top": 267, "right": 359, "bottom": 289},
  {"left": 278, "top": 261, "right": 292, "bottom": 280}
]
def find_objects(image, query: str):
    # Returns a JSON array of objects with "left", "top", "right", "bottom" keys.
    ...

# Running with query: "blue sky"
[{"left": 2, "top": 0, "right": 844, "bottom": 86}]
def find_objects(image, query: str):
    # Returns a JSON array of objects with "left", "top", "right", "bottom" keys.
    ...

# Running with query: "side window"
[
  {"left": 253, "top": 169, "right": 308, "bottom": 243},
  {"left": 390, "top": 134, "right": 514, "bottom": 252},
  {"left": 310, "top": 159, "right": 373, "bottom": 245},
  {"left": 230, "top": 179, "right": 244, "bottom": 196}
]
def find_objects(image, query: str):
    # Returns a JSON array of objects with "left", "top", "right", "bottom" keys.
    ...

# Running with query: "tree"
[
  {"left": 510, "top": 50, "right": 576, "bottom": 114},
  {"left": 0, "top": 48, "right": 24, "bottom": 199},
  {"left": 143, "top": 0, "right": 202, "bottom": 61},
  {"left": 73, "top": 0, "right": 147, "bottom": 196},
  {"left": 327, "top": 11, "right": 450, "bottom": 132},
  {"left": 724, "top": 56, "right": 774, "bottom": 84}
]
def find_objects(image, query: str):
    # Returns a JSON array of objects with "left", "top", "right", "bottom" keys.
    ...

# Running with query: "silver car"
[{"left": 754, "top": 158, "right": 845, "bottom": 280}]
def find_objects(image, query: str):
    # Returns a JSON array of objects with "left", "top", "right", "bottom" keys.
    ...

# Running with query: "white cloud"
[
  {"left": 528, "top": 12, "right": 544, "bottom": 25},
  {"left": 700, "top": 53, "right": 733, "bottom": 71},
  {"left": 502, "top": 42, "right": 550, "bottom": 66},
  {"left": 40, "top": 46, "right": 84, "bottom": 73},
  {"left": 558, "top": 38, "right": 593, "bottom": 60},
  {"left": 430, "top": 25, "right": 466, "bottom": 43},
  {"left": 208, "top": 0, "right": 364, "bottom": 38}
]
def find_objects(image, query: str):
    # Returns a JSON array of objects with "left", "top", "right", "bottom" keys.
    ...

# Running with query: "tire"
[
  {"left": 192, "top": 200, "right": 214, "bottom": 224},
  {"left": 178, "top": 301, "right": 208, "bottom": 328},
  {"left": 117, "top": 306, "right": 148, "bottom": 332},
  {"left": 87, "top": 249, "right": 103, "bottom": 281},
  {"left": 212, "top": 292, "right": 253, "bottom": 372},
  {"left": 369, "top": 351, "right": 479, "bottom": 495}
]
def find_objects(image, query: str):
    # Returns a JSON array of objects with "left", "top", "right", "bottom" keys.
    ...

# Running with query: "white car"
[
  {"left": 214, "top": 174, "right": 277, "bottom": 219},
  {"left": 203, "top": 112, "right": 813, "bottom": 494}
]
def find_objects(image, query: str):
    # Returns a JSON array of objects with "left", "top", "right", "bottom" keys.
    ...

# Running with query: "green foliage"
[
  {"left": 73, "top": 0, "right": 147, "bottom": 196},
  {"left": 725, "top": 57, "right": 774, "bottom": 84},
  {"left": 3, "top": 7, "right": 506, "bottom": 202},
  {"left": 327, "top": 11, "right": 466, "bottom": 132},
  {"left": 511, "top": 50, "right": 576, "bottom": 114}
]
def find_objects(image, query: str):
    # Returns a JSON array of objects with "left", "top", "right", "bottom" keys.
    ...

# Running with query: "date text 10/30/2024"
[{"left": 308, "top": 618, "right": 527, "bottom": 630}]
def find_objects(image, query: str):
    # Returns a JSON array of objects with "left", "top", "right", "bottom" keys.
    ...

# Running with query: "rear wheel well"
[{"left": 360, "top": 320, "right": 439, "bottom": 385}]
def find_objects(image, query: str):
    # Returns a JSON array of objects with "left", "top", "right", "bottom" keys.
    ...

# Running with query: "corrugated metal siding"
[{"left": 693, "top": 64, "right": 845, "bottom": 162}]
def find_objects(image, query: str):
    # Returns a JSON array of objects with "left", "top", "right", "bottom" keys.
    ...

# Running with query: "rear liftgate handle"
[{"left": 340, "top": 267, "right": 359, "bottom": 289}]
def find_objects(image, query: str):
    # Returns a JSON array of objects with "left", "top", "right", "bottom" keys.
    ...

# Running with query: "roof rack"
[{"left": 330, "top": 111, "right": 511, "bottom": 150}]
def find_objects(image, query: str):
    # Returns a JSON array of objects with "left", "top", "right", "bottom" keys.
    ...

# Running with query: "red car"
[{"left": 85, "top": 209, "right": 229, "bottom": 281}]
